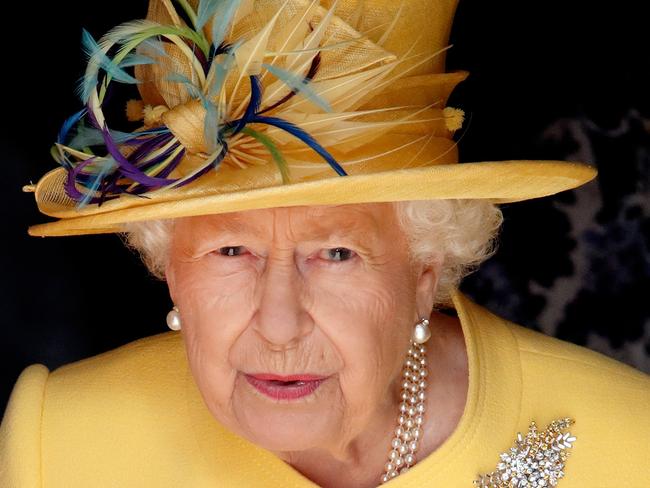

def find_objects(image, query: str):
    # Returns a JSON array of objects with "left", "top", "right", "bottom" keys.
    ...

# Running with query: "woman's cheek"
[
  {"left": 302, "top": 259, "right": 374, "bottom": 309},
  {"left": 175, "top": 259, "right": 257, "bottom": 358},
  {"left": 177, "top": 256, "right": 257, "bottom": 300},
  {"left": 329, "top": 270, "right": 412, "bottom": 375}
]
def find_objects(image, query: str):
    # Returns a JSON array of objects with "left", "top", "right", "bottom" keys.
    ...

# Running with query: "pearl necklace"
[{"left": 380, "top": 340, "right": 428, "bottom": 484}]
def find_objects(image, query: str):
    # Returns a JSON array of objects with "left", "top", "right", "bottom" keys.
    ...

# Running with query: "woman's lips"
[{"left": 244, "top": 373, "right": 327, "bottom": 401}]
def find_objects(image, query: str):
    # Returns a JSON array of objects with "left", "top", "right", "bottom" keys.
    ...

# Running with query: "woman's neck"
[{"left": 276, "top": 311, "right": 469, "bottom": 488}]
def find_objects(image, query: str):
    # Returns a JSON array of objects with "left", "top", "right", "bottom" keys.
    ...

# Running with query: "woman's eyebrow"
[
  {"left": 307, "top": 221, "right": 380, "bottom": 254},
  {"left": 188, "top": 219, "right": 380, "bottom": 257}
]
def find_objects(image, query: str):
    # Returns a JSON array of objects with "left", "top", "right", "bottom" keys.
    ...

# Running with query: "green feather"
[
  {"left": 106, "top": 23, "right": 210, "bottom": 57},
  {"left": 241, "top": 127, "right": 291, "bottom": 184},
  {"left": 175, "top": 0, "right": 199, "bottom": 28}
]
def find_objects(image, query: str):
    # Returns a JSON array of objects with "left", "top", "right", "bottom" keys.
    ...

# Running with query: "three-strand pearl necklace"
[{"left": 379, "top": 339, "right": 429, "bottom": 484}]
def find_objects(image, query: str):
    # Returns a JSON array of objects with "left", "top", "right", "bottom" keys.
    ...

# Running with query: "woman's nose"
[{"left": 253, "top": 254, "right": 311, "bottom": 348}]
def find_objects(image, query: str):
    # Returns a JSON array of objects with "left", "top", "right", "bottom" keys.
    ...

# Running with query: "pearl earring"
[
  {"left": 166, "top": 306, "right": 182, "bottom": 331},
  {"left": 412, "top": 317, "right": 431, "bottom": 344}
]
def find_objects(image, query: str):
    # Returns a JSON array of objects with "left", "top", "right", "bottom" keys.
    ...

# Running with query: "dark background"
[{"left": 1, "top": 0, "right": 648, "bottom": 413}]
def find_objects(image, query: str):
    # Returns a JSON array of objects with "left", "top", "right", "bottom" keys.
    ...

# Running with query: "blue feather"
[
  {"left": 208, "top": 43, "right": 239, "bottom": 99},
  {"left": 58, "top": 109, "right": 87, "bottom": 144},
  {"left": 165, "top": 73, "right": 203, "bottom": 99},
  {"left": 189, "top": 82, "right": 222, "bottom": 154},
  {"left": 76, "top": 71, "right": 98, "bottom": 104},
  {"left": 76, "top": 157, "right": 118, "bottom": 209},
  {"left": 230, "top": 76, "right": 262, "bottom": 135},
  {"left": 261, "top": 62, "right": 332, "bottom": 112},
  {"left": 245, "top": 75, "right": 262, "bottom": 119},
  {"left": 118, "top": 53, "right": 156, "bottom": 68},
  {"left": 81, "top": 29, "right": 139, "bottom": 84},
  {"left": 203, "top": 101, "right": 222, "bottom": 153},
  {"left": 196, "top": 0, "right": 223, "bottom": 30},
  {"left": 250, "top": 115, "right": 348, "bottom": 176},
  {"left": 138, "top": 38, "right": 169, "bottom": 59},
  {"left": 69, "top": 126, "right": 168, "bottom": 149},
  {"left": 79, "top": 29, "right": 140, "bottom": 102},
  {"left": 211, "top": 0, "right": 240, "bottom": 50}
]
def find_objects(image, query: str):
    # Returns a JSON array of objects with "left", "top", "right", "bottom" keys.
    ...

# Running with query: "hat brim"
[{"left": 26, "top": 160, "right": 596, "bottom": 237}]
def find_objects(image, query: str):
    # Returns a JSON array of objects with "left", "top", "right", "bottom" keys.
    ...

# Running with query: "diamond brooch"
[{"left": 474, "top": 417, "right": 576, "bottom": 487}]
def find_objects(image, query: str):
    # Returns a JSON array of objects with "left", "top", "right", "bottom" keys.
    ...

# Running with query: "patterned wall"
[
  {"left": 447, "top": 0, "right": 649, "bottom": 374},
  {"left": 462, "top": 109, "right": 650, "bottom": 373}
]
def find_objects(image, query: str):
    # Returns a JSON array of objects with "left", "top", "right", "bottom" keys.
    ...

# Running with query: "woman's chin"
[
  {"left": 241, "top": 418, "right": 329, "bottom": 452},
  {"left": 231, "top": 373, "right": 340, "bottom": 451}
]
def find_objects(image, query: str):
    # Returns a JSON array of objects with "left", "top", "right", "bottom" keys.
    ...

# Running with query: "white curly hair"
[{"left": 119, "top": 199, "right": 503, "bottom": 309}]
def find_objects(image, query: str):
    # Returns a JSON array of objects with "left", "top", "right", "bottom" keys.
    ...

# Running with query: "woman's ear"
[{"left": 415, "top": 262, "right": 440, "bottom": 319}]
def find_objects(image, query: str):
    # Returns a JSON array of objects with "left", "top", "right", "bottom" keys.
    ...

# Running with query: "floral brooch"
[{"left": 473, "top": 417, "right": 577, "bottom": 488}]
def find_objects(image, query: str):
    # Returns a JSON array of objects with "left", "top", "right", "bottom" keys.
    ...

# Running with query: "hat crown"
[
  {"left": 145, "top": 0, "right": 460, "bottom": 72},
  {"left": 37, "top": 0, "right": 468, "bottom": 217},
  {"left": 320, "top": 0, "right": 459, "bottom": 75},
  {"left": 25, "top": 0, "right": 597, "bottom": 237}
]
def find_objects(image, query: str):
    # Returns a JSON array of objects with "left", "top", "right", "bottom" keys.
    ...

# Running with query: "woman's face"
[{"left": 166, "top": 202, "right": 439, "bottom": 455}]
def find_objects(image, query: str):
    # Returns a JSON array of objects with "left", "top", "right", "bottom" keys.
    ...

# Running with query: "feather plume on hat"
[{"left": 24, "top": 0, "right": 596, "bottom": 237}]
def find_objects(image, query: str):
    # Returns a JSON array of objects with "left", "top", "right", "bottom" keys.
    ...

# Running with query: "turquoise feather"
[
  {"left": 211, "top": 0, "right": 241, "bottom": 50},
  {"left": 118, "top": 53, "right": 156, "bottom": 68},
  {"left": 76, "top": 72, "right": 98, "bottom": 104},
  {"left": 196, "top": 0, "right": 224, "bottom": 30},
  {"left": 201, "top": 48, "right": 238, "bottom": 153},
  {"left": 76, "top": 157, "right": 118, "bottom": 208},
  {"left": 203, "top": 47, "right": 240, "bottom": 152},
  {"left": 203, "top": 101, "right": 222, "bottom": 153},
  {"left": 208, "top": 47, "right": 238, "bottom": 99},
  {"left": 165, "top": 73, "right": 203, "bottom": 99},
  {"left": 69, "top": 126, "right": 164, "bottom": 149},
  {"left": 137, "top": 38, "right": 169, "bottom": 59},
  {"left": 79, "top": 29, "right": 139, "bottom": 102},
  {"left": 261, "top": 62, "right": 332, "bottom": 112}
]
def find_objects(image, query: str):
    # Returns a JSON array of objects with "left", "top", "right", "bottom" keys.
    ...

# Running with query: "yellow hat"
[{"left": 24, "top": 0, "right": 596, "bottom": 237}]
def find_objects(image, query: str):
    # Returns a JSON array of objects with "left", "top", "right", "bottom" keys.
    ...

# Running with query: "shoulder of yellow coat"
[
  {"left": 0, "top": 363, "right": 49, "bottom": 488},
  {"left": 499, "top": 317, "right": 650, "bottom": 481},
  {"left": 0, "top": 332, "right": 187, "bottom": 487},
  {"left": 41, "top": 331, "right": 188, "bottom": 429},
  {"left": 47, "top": 330, "right": 185, "bottom": 386},
  {"left": 506, "top": 318, "right": 650, "bottom": 385}
]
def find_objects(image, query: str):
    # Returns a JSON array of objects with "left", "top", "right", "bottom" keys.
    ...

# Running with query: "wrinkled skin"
[{"left": 166, "top": 202, "right": 468, "bottom": 488}]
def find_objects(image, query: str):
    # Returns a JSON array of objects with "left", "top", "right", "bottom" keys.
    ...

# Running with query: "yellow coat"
[{"left": 2, "top": 291, "right": 649, "bottom": 487}]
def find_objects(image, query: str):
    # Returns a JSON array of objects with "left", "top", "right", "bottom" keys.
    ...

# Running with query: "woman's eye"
[
  {"left": 322, "top": 247, "right": 356, "bottom": 262},
  {"left": 216, "top": 246, "right": 247, "bottom": 257}
]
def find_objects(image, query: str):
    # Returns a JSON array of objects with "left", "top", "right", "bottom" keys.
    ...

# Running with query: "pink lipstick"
[{"left": 244, "top": 373, "right": 327, "bottom": 400}]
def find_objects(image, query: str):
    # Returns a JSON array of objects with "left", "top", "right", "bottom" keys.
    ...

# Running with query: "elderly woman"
[{"left": 2, "top": 0, "right": 649, "bottom": 487}]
